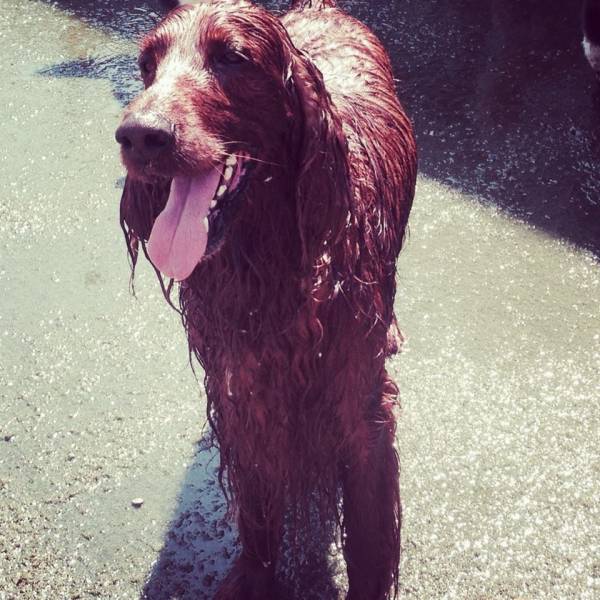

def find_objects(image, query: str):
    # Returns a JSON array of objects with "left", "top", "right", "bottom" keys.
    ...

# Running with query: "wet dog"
[{"left": 116, "top": 1, "right": 416, "bottom": 597}]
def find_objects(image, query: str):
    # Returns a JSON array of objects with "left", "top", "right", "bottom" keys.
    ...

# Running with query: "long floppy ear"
[
  {"left": 285, "top": 48, "right": 357, "bottom": 294},
  {"left": 119, "top": 176, "right": 169, "bottom": 271}
]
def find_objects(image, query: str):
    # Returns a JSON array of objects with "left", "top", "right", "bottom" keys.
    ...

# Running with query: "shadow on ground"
[
  {"left": 38, "top": 55, "right": 141, "bottom": 106},
  {"left": 39, "top": 0, "right": 162, "bottom": 37},
  {"left": 372, "top": 0, "right": 600, "bottom": 257},
  {"left": 140, "top": 437, "right": 343, "bottom": 599}
]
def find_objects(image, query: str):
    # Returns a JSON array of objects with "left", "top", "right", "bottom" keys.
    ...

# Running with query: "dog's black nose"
[{"left": 115, "top": 114, "right": 174, "bottom": 162}]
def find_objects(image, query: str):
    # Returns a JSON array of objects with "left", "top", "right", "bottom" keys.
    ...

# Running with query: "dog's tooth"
[
  {"left": 225, "top": 155, "right": 237, "bottom": 167},
  {"left": 210, "top": 199, "right": 217, "bottom": 209},
  {"left": 223, "top": 166, "right": 234, "bottom": 181},
  {"left": 217, "top": 184, "right": 227, "bottom": 197}
]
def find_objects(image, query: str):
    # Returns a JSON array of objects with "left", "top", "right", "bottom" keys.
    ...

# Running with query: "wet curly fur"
[{"left": 118, "top": 0, "right": 416, "bottom": 597}]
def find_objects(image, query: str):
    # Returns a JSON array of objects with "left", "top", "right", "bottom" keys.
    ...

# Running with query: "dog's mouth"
[{"left": 146, "top": 153, "right": 250, "bottom": 281}]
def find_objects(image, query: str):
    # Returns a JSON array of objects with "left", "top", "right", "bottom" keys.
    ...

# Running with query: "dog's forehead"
[{"left": 143, "top": 1, "right": 269, "bottom": 54}]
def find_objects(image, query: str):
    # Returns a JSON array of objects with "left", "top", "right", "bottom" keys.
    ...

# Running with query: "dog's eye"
[{"left": 215, "top": 49, "right": 248, "bottom": 67}]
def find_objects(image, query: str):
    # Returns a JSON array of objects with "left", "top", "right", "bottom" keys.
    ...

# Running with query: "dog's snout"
[{"left": 115, "top": 114, "right": 174, "bottom": 162}]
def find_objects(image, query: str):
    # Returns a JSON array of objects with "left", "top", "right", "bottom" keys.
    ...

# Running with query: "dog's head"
[{"left": 117, "top": 0, "right": 348, "bottom": 282}]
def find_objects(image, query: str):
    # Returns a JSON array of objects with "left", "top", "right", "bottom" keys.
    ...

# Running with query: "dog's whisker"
[{"left": 222, "top": 153, "right": 281, "bottom": 168}]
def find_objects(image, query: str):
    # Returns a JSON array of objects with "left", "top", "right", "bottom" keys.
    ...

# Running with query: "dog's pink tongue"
[{"left": 147, "top": 172, "right": 220, "bottom": 281}]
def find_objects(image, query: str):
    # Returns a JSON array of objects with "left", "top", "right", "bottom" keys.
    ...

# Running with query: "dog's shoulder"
[{"left": 282, "top": 7, "right": 393, "bottom": 103}]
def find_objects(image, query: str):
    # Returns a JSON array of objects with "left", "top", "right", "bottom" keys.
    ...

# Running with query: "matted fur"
[{"left": 118, "top": 1, "right": 416, "bottom": 597}]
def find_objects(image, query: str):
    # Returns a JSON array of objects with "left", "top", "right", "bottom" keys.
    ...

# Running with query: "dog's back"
[{"left": 284, "top": 2, "right": 416, "bottom": 262}]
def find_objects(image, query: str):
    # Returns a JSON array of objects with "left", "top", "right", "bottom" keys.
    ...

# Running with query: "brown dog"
[{"left": 116, "top": 1, "right": 416, "bottom": 597}]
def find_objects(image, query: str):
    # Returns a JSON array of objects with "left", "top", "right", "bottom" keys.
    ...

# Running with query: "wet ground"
[{"left": 0, "top": 0, "right": 599, "bottom": 598}]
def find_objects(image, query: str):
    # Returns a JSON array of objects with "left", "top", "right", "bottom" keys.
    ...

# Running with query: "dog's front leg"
[{"left": 215, "top": 477, "right": 283, "bottom": 600}]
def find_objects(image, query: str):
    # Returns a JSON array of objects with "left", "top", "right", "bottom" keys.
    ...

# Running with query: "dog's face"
[{"left": 116, "top": 0, "right": 297, "bottom": 280}]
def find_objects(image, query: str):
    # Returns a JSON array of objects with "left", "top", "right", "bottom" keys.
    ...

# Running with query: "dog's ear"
[
  {"left": 284, "top": 47, "right": 356, "bottom": 289},
  {"left": 285, "top": 52, "right": 330, "bottom": 163}
]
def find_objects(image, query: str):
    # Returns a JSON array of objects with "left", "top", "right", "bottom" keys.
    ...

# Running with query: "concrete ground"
[{"left": 0, "top": 0, "right": 598, "bottom": 598}]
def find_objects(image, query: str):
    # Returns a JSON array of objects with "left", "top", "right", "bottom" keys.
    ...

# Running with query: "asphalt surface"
[{"left": 0, "top": 0, "right": 599, "bottom": 598}]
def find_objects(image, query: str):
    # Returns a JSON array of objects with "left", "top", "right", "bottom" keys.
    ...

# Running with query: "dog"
[{"left": 116, "top": 1, "right": 416, "bottom": 597}]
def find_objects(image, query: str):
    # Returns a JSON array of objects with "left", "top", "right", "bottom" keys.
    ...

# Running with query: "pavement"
[{"left": 0, "top": 0, "right": 598, "bottom": 598}]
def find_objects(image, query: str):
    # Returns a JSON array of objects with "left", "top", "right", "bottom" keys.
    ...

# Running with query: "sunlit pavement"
[{"left": 0, "top": 1, "right": 598, "bottom": 598}]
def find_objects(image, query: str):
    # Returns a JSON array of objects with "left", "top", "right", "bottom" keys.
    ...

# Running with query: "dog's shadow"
[
  {"left": 38, "top": 54, "right": 142, "bottom": 107},
  {"left": 142, "top": 435, "right": 345, "bottom": 600}
]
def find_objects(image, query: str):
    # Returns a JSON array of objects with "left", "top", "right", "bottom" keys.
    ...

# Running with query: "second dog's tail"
[{"left": 290, "top": 0, "right": 337, "bottom": 9}]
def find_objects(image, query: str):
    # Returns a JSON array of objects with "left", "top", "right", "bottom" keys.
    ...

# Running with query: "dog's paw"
[{"left": 214, "top": 558, "right": 276, "bottom": 600}]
